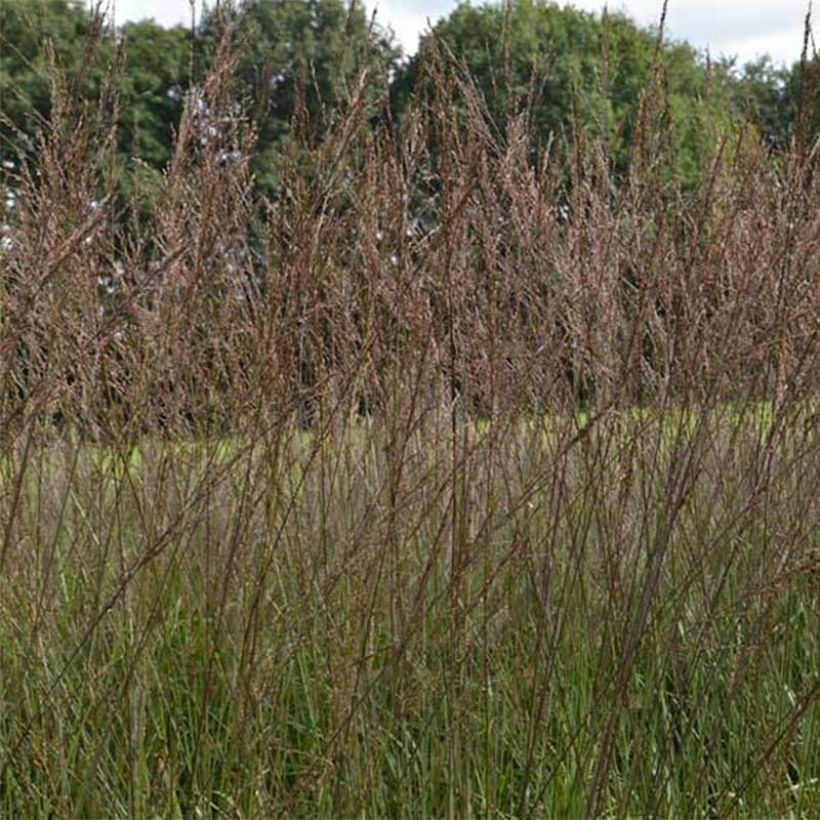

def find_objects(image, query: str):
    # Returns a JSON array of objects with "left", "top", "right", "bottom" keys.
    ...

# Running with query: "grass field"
[
  {"left": 1, "top": 403, "right": 817, "bottom": 816},
  {"left": 1, "top": 16, "right": 819, "bottom": 816}
]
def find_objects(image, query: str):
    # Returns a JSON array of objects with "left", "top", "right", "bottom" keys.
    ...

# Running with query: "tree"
[
  {"left": 390, "top": 0, "right": 738, "bottom": 184},
  {"left": 0, "top": 2, "right": 191, "bottom": 173},
  {"left": 201, "top": 0, "right": 400, "bottom": 193},
  {"left": 116, "top": 21, "right": 192, "bottom": 171},
  {"left": 790, "top": 52, "right": 820, "bottom": 149},
  {"left": 0, "top": 0, "right": 98, "bottom": 163}
]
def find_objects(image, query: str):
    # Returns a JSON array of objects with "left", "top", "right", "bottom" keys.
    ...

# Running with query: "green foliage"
[
  {"left": 731, "top": 52, "right": 819, "bottom": 151},
  {"left": 392, "top": 0, "right": 741, "bottom": 185},
  {"left": 792, "top": 53, "right": 820, "bottom": 147},
  {"left": 0, "top": 1, "right": 190, "bottom": 179},
  {"left": 1, "top": 0, "right": 811, "bottom": 193},
  {"left": 1, "top": 412, "right": 818, "bottom": 815},
  {"left": 731, "top": 56, "right": 797, "bottom": 150},
  {"left": 2, "top": 0, "right": 398, "bottom": 192},
  {"left": 394, "top": 0, "right": 605, "bottom": 136},
  {"left": 0, "top": 0, "right": 100, "bottom": 160},
  {"left": 201, "top": 0, "right": 400, "bottom": 192},
  {"left": 116, "top": 21, "right": 192, "bottom": 170}
]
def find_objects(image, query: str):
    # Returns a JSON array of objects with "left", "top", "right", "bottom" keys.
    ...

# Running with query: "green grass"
[{"left": 0, "top": 408, "right": 817, "bottom": 817}]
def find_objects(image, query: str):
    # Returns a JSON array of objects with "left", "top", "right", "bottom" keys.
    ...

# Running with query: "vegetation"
[
  {"left": 391, "top": 0, "right": 738, "bottom": 183},
  {"left": 3, "top": 0, "right": 816, "bottom": 185},
  {"left": 206, "top": 0, "right": 399, "bottom": 191},
  {"left": 0, "top": 2, "right": 818, "bottom": 816}
]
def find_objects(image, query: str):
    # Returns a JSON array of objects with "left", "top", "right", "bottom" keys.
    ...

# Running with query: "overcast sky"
[{"left": 111, "top": 0, "right": 815, "bottom": 67}]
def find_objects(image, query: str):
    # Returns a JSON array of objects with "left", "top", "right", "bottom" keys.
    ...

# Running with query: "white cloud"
[
  {"left": 375, "top": 0, "right": 453, "bottom": 55},
  {"left": 112, "top": 0, "right": 815, "bottom": 66},
  {"left": 105, "top": 0, "right": 197, "bottom": 28},
  {"left": 571, "top": 0, "right": 812, "bottom": 66}
]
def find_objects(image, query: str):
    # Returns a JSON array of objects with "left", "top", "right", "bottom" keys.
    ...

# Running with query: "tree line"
[{"left": 1, "top": 0, "right": 817, "bottom": 195}]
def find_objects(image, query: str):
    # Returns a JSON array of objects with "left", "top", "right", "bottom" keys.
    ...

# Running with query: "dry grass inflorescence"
[{"left": 0, "top": 11, "right": 818, "bottom": 818}]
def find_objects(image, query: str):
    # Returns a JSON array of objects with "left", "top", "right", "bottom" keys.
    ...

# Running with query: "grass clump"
[{"left": 0, "top": 9, "right": 818, "bottom": 817}]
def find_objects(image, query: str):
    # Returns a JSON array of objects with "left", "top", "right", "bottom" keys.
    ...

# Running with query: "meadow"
[{"left": 0, "top": 21, "right": 818, "bottom": 817}]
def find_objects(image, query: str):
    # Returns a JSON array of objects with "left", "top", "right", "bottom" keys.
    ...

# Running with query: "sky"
[{"left": 110, "top": 0, "right": 815, "bottom": 68}]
